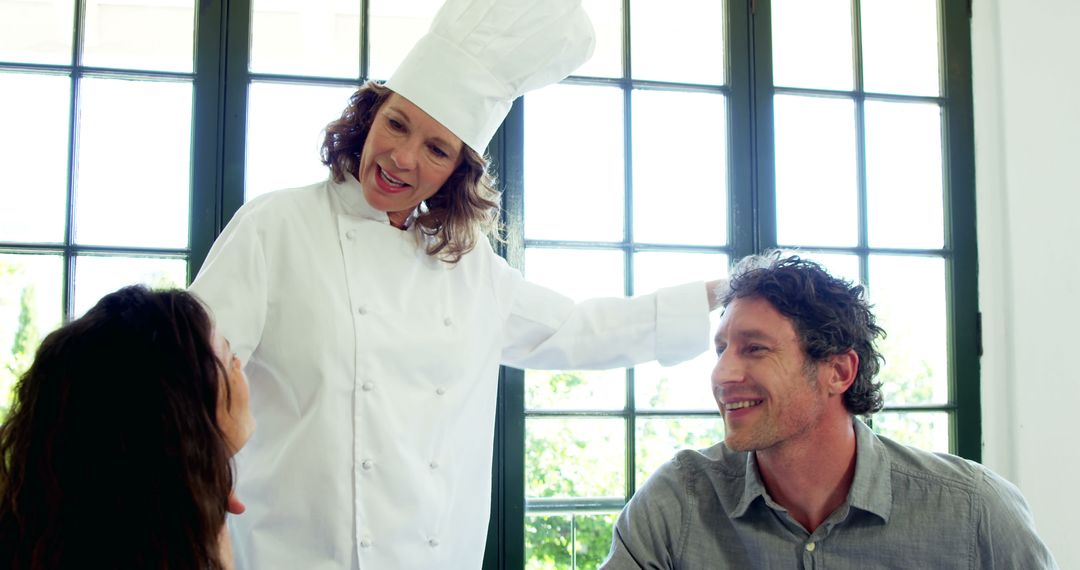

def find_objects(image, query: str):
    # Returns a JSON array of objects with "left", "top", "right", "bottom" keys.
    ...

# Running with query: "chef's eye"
[
  {"left": 387, "top": 118, "right": 405, "bottom": 132},
  {"left": 429, "top": 144, "right": 449, "bottom": 158}
]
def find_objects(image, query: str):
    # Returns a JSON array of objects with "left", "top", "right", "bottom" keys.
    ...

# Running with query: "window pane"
[
  {"left": 630, "top": 0, "right": 724, "bottom": 84},
  {"left": 771, "top": 0, "right": 853, "bottom": 90},
  {"left": 576, "top": 0, "right": 622, "bottom": 79},
  {"left": 636, "top": 417, "right": 723, "bottom": 489},
  {"left": 774, "top": 95, "right": 858, "bottom": 247},
  {"left": 871, "top": 412, "right": 950, "bottom": 453},
  {"left": 0, "top": 0, "right": 75, "bottom": 65},
  {"left": 797, "top": 251, "right": 861, "bottom": 286},
  {"left": 574, "top": 512, "right": 619, "bottom": 569},
  {"left": 861, "top": 0, "right": 941, "bottom": 96},
  {"left": 526, "top": 418, "right": 624, "bottom": 499},
  {"left": 250, "top": 0, "right": 360, "bottom": 78},
  {"left": 633, "top": 251, "right": 725, "bottom": 412},
  {"left": 869, "top": 255, "right": 948, "bottom": 406},
  {"left": 72, "top": 255, "right": 187, "bottom": 318},
  {"left": 525, "top": 514, "right": 572, "bottom": 570},
  {"left": 865, "top": 101, "right": 944, "bottom": 249},
  {"left": 0, "top": 73, "right": 69, "bottom": 243},
  {"left": 632, "top": 251, "right": 728, "bottom": 295},
  {"left": 75, "top": 78, "right": 191, "bottom": 248},
  {"left": 245, "top": 82, "right": 356, "bottom": 202},
  {"left": 524, "top": 84, "right": 624, "bottom": 242},
  {"left": 0, "top": 253, "right": 63, "bottom": 415},
  {"left": 368, "top": 0, "right": 440, "bottom": 81},
  {"left": 632, "top": 90, "right": 727, "bottom": 246},
  {"left": 82, "top": 0, "right": 195, "bottom": 73},
  {"left": 524, "top": 248, "right": 625, "bottom": 411},
  {"left": 524, "top": 248, "right": 624, "bottom": 302}
]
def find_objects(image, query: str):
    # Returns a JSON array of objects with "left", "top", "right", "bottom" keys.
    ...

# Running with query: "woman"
[
  {"left": 0, "top": 286, "right": 254, "bottom": 569},
  {"left": 189, "top": 0, "right": 724, "bottom": 567}
]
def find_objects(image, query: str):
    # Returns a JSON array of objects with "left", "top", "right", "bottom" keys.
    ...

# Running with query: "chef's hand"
[{"left": 706, "top": 279, "right": 729, "bottom": 311}]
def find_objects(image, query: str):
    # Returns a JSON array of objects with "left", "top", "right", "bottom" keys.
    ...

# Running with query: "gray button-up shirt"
[{"left": 602, "top": 419, "right": 1057, "bottom": 569}]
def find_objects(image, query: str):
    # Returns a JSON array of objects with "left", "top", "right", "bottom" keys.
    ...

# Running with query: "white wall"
[{"left": 973, "top": 0, "right": 1080, "bottom": 566}]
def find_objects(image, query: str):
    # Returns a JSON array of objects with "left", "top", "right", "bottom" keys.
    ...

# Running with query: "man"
[{"left": 602, "top": 253, "right": 1057, "bottom": 569}]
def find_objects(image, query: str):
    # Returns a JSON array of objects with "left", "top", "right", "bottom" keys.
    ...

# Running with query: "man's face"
[{"left": 711, "top": 296, "right": 830, "bottom": 452}]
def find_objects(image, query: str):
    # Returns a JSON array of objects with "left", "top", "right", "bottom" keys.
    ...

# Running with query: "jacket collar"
[
  {"left": 329, "top": 173, "right": 418, "bottom": 228},
  {"left": 731, "top": 418, "right": 892, "bottom": 523}
]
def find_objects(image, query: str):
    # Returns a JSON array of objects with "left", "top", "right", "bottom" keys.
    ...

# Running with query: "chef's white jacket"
[{"left": 190, "top": 174, "right": 710, "bottom": 569}]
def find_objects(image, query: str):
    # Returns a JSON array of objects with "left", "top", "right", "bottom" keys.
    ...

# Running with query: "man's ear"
[{"left": 826, "top": 349, "right": 859, "bottom": 396}]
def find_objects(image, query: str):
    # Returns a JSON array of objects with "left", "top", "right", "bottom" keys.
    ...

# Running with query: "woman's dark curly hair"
[
  {"left": 0, "top": 286, "right": 235, "bottom": 569},
  {"left": 722, "top": 252, "right": 887, "bottom": 415},
  {"left": 321, "top": 80, "right": 501, "bottom": 263}
]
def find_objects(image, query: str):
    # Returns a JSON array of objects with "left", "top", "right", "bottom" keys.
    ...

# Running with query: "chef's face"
[
  {"left": 358, "top": 93, "right": 464, "bottom": 227},
  {"left": 213, "top": 331, "right": 254, "bottom": 455}
]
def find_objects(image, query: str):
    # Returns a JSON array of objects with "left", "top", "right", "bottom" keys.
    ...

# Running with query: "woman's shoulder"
[{"left": 232, "top": 179, "right": 334, "bottom": 225}]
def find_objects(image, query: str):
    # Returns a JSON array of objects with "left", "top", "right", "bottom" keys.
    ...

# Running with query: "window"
[
  {"left": 1, "top": 0, "right": 196, "bottom": 416},
  {"left": 499, "top": 0, "right": 978, "bottom": 567},
  {"left": 0, "top": 1, "right": 977, "bottom": 569}
]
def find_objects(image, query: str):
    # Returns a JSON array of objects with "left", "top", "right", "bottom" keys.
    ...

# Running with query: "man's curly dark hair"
[{"left": 722, "top": 252, "right": 887, "bottom": 415}]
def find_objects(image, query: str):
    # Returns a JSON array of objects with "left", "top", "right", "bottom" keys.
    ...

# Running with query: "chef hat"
[{"left": 385, "top": 0, "right": 596, "bottom": 153}]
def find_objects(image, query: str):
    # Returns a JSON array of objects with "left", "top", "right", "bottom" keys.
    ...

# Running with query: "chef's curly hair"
[
  {"left": 321, "top": 80, "right": 501, "bottom": 264},
  {"left": 722, "top": 252, "right": 887, "bottom": 416},
  {"left": 0, "top": 286, "right": 235, "bottom": 569}
]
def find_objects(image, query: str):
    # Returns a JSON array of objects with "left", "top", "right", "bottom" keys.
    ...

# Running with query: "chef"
[{"left": 190, "top": 0, "right": 726, "bottom": 567}]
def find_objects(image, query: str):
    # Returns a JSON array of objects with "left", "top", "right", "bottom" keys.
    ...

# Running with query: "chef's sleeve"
[
  {"left": 494, "top": 255, "right": 710, "bottom": 371},
  {"left": 188, "top": 205, "right": 268, "bottom": 364}
]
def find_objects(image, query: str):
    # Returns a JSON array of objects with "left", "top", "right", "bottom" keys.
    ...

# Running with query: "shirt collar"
[
  {"left": 731, "top": 418, "right": 893, "bottom": 523},
  {"left": 329, "top": 172, "right": 419, "bottom": 227}
]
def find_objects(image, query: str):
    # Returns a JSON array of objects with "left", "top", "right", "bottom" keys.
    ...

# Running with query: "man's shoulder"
[
  {"left": 669, "top": 441, "right": 748, "bottom": 483},
  {"left": 874, "top": 431, "right": 991, "bottom": 493}
]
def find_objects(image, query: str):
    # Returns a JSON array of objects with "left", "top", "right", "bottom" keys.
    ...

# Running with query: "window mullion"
[{"left": 747, "top": 0, "right": 777, "bottom": 254}]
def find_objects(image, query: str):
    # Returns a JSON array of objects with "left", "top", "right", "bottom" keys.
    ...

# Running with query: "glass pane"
[
  {"left": 797, "top": 251, "right": 861, "bottom": 286},
  {"left": 524, "top": 248, "right": 625, "bottom": 411},
  {"left": 771, "top": 0, "right": 853, "bottom": 90},
  {"left": 245, "top": 82, "right": 357, "bottom": 202},
  {"left": 633, "top": 251, "right": 728, "bottom": 295},
  {"left": 0, "top": 73, "right": 69, "bottom": 243},
  {"left": 73, "top": 255, "right": 187, "bottom": 318},
  {"left": 632, "top": 90, "right": 727, "bottom": 246},
  {"left": 636, "top": 417, "right": 723, "bottom": 489},
  {"left": 524, "top": 512, "right": 618, "bottom": 570},
  {"left": 774, "top": 95, "right": 858, "bottom": 247},
  {"left": 631, "top": 0, "right": 724, "bottom": 84},
  {"left": 0, "top": 0, "right": 75, "bottom": 65},
  {"left": 575, "top": 512, "right": 619, "bottom": 569},
  {"left": 368, "top": 0, "right": 441, "bottom": 81},
  {"left": 576, "top": 0, "right": 622, "bottom": 79},
  {"left": 0, "top": 253, "right": 63, "bottom": 416},
  {"left": 525, "top": 514, "right": 572, "bottom": 570},
  {"left": 82, "top": 0, "right": 195, "bottom": 73},
  {"left": 250, "top": 0, "right": 361, "bottom": 78},
  {"left": 869, "top": 255, "right": 948, "bottom": 406},
  {"left": 633, "top": 251, "right": 725, "bottom": 412},
  {"left": 870, "top": 412, "right": 950, "bottom": 453},
  {"left": 524, "top": 84, "right": 624, "bottom": 242},
  {"left": 861, "top": 0, "right": 941, "bottom": 96},
  {"left": 526, "top": 417, "right": 624, "bottom": 499},
  {"left": 865, "top": 101, "right": 944, "bottom": 248},
  {"left": 75, "top": 78, "right": 191, "bottom": 248}
]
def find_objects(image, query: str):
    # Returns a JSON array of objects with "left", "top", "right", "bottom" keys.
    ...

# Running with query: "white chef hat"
[{"left": 385, "top": 0, "right": 596, "bottom": 153}]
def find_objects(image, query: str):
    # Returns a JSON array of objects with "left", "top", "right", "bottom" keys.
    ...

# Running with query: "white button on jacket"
[{"left": 190, "top": 175, "right": 710, "bottom": 569}]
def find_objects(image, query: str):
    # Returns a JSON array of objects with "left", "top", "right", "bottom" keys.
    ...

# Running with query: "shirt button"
[
  {"left": 428, "top": 538, "right": 439, "bottom": 547},
  {"left": 443, "top": 317, "right": 452, "bottom": 326},
  {"left": 346, "top": 230, "right": 357, "bottom": 240},
  {"left": 357, "top": 306, "right": 367, "bottom": 315},
  {"left": 360, "top": 537, "right": 372, "bottom": 548},
  {"left": 805, "top": 542, "right": 816, "bottom": 552},
  {"left": 361, "top": 459, "right": 375, "bottom": 470},
  {"left": 361, "top": 382, "right": 374, "bottom": 392},
  {"left": 429, "top": 461, "right": 439, "bottom": 469},
  {"left": 436, "top": 387, "right": 446, "bottom": 396}
]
